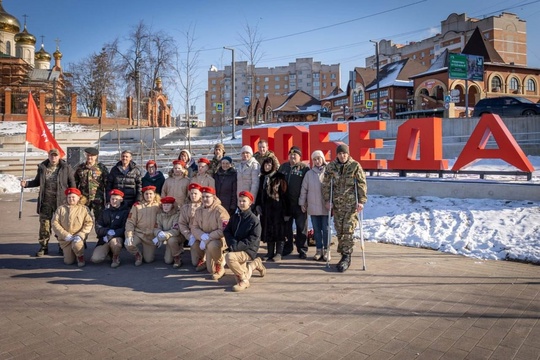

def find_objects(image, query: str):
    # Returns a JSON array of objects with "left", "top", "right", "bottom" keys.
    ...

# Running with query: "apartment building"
[
  {"left": 205, "top": 58, "right": 340, "bottom": 127},
  {"left": 366, "top": 12, "right": 527, "bottom": 69}
]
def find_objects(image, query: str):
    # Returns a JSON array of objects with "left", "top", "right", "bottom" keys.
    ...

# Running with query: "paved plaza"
[{"left": 0, "top": 192, "right": 539, "bottom": 360}]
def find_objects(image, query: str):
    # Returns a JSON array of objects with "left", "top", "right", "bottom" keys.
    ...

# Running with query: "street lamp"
[
  {"left": 369, "top": 40, "right": 380, "bottom": 120},
  {"left": 223, "top": 46, "right": 236, "bottom": 139}
]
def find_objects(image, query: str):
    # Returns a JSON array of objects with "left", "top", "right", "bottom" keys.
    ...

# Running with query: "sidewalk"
[{"left": 0, "top": 192, "right": 538, "bottom": 360}]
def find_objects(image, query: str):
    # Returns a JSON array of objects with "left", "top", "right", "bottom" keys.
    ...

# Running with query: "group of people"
[{"left": 20, "top": 140, "right": 367, "bottom": 291}]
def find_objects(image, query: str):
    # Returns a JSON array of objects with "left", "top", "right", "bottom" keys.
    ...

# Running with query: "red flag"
[{"left": 26, "top": 92, "right": 65, "bottom": 158}]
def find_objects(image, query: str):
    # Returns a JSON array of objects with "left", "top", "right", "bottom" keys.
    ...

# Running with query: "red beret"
[
  {"left": 198, "top": 157, "right": 210, "bottom": 165},
  {"left": 142, "top": 185, "right": 156, "bottom": 193},
  {"left": 65, "top": 187, "right": 81, "bottom": 196},
  {"left": 146, "top": 160, "right": 157, "bottom": 169},
  {"left": 109, "top": 189, "right": 124, "bottom": 197},
  {"left": 238, "top": 190, "right": 254, "bottom": 203},
  {"left": 172, "top": 159, "right": 186, "bottom": 167},
  {"left": 161, "top": 196, "right": 176, "bottom": 204},
  {"left": 200, "top": 186, "right": 216, "bottom": 195},
  {"left": 188, "top": 183, "right": 202, "bottom": 191}
]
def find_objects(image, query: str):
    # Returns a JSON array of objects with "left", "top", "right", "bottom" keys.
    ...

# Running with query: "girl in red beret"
[
  {"left": 190, "top": 158, "right": 215, "bottom": 188},
  {"left": 162, "top": 160, "right": 190, "bottom": 206},
  {"left": 154, "top": 197, "right": 183, "bottom": 268},
  {"left": 52, "top": 188, "right": 94, "bottom": 267},
  {"left": 179, "top": 183, "right": 205, "bottom": 269}
]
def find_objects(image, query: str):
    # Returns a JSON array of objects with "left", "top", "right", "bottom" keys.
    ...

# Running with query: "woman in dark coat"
[
  {"left": 214, "top": 156, "right": 238, "bottom": 216},
  {"left": 255, "top": 157, "right": 288, "bottom": 262}
]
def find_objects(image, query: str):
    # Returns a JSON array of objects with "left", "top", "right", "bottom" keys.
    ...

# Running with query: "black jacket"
[
  {"left": 278, "top": 161, "right": 309, "bottom": 205},
  {"left": 214, "top": 167, "right": 238, "bottom": 213},
  {"left": 142, "top": 171, "right": 166, "bottom": 195},
  {"left": 25, "top": 159, "right": 76, "bottom": 214},
  {"left": 95, "top": 202, "right": 130, "bottom": 246},
  {"left": 107, "top": 161, "right": 142, "bottom": 206},
  {"left": 224, "top": 208, "right": 261, "bottom": 260}
]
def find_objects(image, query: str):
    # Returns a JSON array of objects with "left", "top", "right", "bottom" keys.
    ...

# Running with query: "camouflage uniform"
[
  {"left": 322, "top": 157, "right": 367, "bottom": 255},
  {"left": 254, "top": 150, "right": 280, "bottom": 170},
  {"left": 74, "top": 161, "right": 109, "bottom": 222}
]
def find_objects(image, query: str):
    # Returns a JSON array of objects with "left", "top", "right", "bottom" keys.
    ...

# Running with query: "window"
[
  {"left": 509, "top": 77, "right": 519, "bottom": 91},
  {"left": 264, "top": 77, "right": 269, "bottom": 82},
  {"left": 274, "top": 85, "right": 280, "bottom": 90},
  {"left": 289, "top": 74, "right": 296, "bottom": 80},
  {"left": 313, "top": 81, "right": 320, "bottom": 87},
  {"left": 284, "top": 84, "right": 288, "bottom": 89},
  {"left": 264, "top": 85, "right": 269, "bottom": 90},
  {"left": 313, "top": 73, "right": 320, "bottom": 79},
  {"left": 322, "top": 74, "right": 327, "bottom": 80},
  {"left": 491, "top": 76, "right": 502, "bottom": 92},
  {"left": 330, "top": 82, "right": 336, "bottom": 87},
  {"left": 274, "top": 76, "right": 280, "bottom": 81},
  {"left": 527, "top": 79, "right": 536, "bottom": 92},
  {"left": 331, "top": 74, "right": 336, "bottom": 79},
  {"left": 211, "top": 79, "right": 217, "bottom": 85},
  {"left": 211, "top": 94, "right": 216, "bottom": 100},
  {"left": 307, "top": 82, "right": 311, "bottom": 87},
  {"left": 298, "top": 70, "right": 303, "bottom": 75}
]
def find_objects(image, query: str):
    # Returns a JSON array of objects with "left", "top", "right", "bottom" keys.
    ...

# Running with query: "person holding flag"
[{"left": 20, "top": 92, "right": 73, "bottom": 257}]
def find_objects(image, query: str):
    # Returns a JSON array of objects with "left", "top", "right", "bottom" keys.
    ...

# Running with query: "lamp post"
[
  {"left": 223, "top": 47, "right": 236, "bottom": 139},
  {"left": 369, "top": 40, "right": 380, "bottom": 120}
]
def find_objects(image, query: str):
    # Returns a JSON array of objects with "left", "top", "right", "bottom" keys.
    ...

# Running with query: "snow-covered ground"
[{"left": 1, "top": 121, "right": 539, "bottom": 264}]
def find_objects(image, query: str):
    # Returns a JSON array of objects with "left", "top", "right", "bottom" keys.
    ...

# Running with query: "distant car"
[
  {"left": 472, "top": 96, "right": 540, "bottom": 117},
  {"left": 361, "top": 112, "right": 390, "bottom": 120}
]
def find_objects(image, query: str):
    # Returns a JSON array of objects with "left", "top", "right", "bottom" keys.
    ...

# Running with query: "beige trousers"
[
  {"left": 58, "top": 239, "right": 85, "bottom": 265},
  {"left": 126, "top": 234, "right": 156, "bottom": 263},
  {"left": 164, "top": 236, "right": 183, "bottom": 264},
  {"left": 91, "top": 237, "right": 123, "bottom": 263},
  {"left": 225, "top": 251, "right": 253, "bottom": 281}
]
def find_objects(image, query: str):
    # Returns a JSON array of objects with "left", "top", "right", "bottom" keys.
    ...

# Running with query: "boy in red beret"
[
  {"left": 153, "top": 196, "right": 183, "bottom": 268},
  {"left": 179, "top": 183, "right": 205, "bottom": 269},
  {"left": 52, "top": 188, "right": 94, "bottom": 267}
]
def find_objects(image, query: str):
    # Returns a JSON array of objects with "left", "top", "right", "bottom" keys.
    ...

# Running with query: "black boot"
[
  {"left": 264, "top": 242, "right": 276, "bottom": 261},
  {"left": 336, "top": 254, "right": 351, "bottom": 272},
  {"left": 271, "top": 242, "right": 284, "bottom": 262}
]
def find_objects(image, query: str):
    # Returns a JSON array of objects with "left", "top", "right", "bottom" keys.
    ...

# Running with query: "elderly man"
[
  {"left": 107, "top": 150, "right": 143, "bottom": 208},
  {"left": 20, "top": 148, "right": 76, "bottom": 257},
  {"left": 278, "top": 146, "right": 310, "bottom": 258},
  {"left": 52, "top": 187, "right": 94, "bottom": 267},
  {"left": 254, "top": 139, "right": 279, "bottom": 170},
  {"left": 74, "top": 147, "right": 109, "bottom": 221}
]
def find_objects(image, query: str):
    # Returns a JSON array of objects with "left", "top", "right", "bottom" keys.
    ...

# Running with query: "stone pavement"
[{"left": 0, "top": 192, "right": 539, "bottom": 360}]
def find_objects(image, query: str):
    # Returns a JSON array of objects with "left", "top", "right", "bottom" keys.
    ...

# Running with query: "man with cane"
[{"left": 322, "top": 143, "right": 367, "bottom": 272}]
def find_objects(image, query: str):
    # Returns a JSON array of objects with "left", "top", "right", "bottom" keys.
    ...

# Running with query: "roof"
[
  {"left": 462, "top": 27, "right": 505, "bottom": 64},
  {"left": 273, "top": 90, "right": 320, "bottom": 112},
  {"left": 365, "top": 59, "right": 419, "bottom": 91}
]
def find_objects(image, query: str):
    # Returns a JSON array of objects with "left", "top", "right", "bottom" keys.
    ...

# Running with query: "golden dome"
[
  {"left": 53, "top": 48, "right": 62, "bottom": 60},
  {"left": 0, "top": 0, "right": 20, "bottom": 34},
  {"left": 15, "top": 25, "right": 36, "bottom": 45},
  {"left": 35, "top": 44, "right": 51, "bottom": 61}
]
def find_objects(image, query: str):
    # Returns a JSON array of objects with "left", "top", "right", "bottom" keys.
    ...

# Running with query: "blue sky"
[{"left": 5, "top": 0, "right": 540, "bottom": 119}]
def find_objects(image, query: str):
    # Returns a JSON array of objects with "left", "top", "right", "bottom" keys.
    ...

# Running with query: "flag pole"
[{"left": 18, "top": 141, "right": 29, "bottom": 219}]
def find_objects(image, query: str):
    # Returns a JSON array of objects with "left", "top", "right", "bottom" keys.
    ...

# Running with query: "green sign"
[
  {"left": 216, "top": 103, "right": 223, "bottom": 112},
  {"left": 449, "top": 53, "right": 468, "bottom": 79},
  {"left": 449, "top": 53, "right": 484, "bottom": 81}
]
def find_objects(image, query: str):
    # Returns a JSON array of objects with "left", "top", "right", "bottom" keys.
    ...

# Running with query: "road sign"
[
  {"left": 444, "top": 103, "right": 450, "bottom": 109},
  {"left": 366, "top": 100, "right": 374, "bottom": 110},
  {"left": 216, "top": 103, "right": 223, "bottom": 112},
  {"left": 450, "top": 89, "right": 460, "bottom": 96},
  {"left": 451, "top": 96, "right": 460, "bottom": 103},
  {"left": 321, "top": 107, "right": 328, "bottom": 112},
  {"left": 244, "top": 96, "right": 250, "bottom": 105},
  {"left": 444, "top": 95, "right": 452, "bottom": 103}
]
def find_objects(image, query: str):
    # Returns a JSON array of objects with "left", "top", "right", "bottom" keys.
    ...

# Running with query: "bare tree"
[
  {"left": 237, "top": 21, "right": 264, "bottom": 128},
  {"left": 66, "top": 48, "right": 117, "bottom": 117},
  {"left": 170, "top": 23, "right": 201, "bottom": 152}
]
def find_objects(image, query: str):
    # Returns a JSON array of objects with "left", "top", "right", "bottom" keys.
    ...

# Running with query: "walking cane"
[
  {"left": 325, "top": 178, "right": 333, "bottom": 268},
  {"left": 355, "top": 179, "right": 367, "bottom": 271}
]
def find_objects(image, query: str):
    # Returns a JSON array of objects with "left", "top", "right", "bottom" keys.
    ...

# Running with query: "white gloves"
[
  {"left": 125, "top": 237, "right": 133, "bottom": 247},
  {"left": 201, "top": 233, "right": 210, "bottom": 242},
  {"left": 157, "top": 231, "right": 167, "bottom": 241},
  {"left": 102, "top": 236, "right": 109, "bottom": 243},
  {"left": 188, "top": 234, "right": 196, "bottom": 247},
  {"left": 72, "top": 236, "right": 82, "bottom": 243},
  {"left": 64, "top": 234, "right": 74, "bottom": 242},
  {"left": 107, "top": 229, "right": 116, "bottom": 237},
  {"left": 152, "top": 237, "right": 162, "bottom": 248},
  {"left": 199, "top": 240, "right": 206, "bottom": 250}
]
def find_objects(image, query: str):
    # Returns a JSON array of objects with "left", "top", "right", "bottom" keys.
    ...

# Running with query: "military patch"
[
  {"left": 173, "top": 223, "right": 179, "bottom": 230},
  {"left": 222, "top": 220, "right": 228, "bottom": 229}
]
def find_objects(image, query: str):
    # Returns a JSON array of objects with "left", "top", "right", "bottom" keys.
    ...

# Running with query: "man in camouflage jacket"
[
  {"left": 74, "top": 147, "right": 108, "bottom": 222},
  {"left": 322, "top": 143, "right": 367, "bottom": 272}
]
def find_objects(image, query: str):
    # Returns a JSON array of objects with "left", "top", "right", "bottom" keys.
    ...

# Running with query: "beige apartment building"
[
  {"left": 366, "top": 12, "right": 527, "bottom": 69},
  {"left": 206, "top": 58, "right": 340, "bottom": 127}
]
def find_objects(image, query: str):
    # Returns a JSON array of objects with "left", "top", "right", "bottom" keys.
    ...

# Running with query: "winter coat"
[
  {"left": 162, "top": 176, "right": 190, "bottom": 206},
  {"left": 278, "top": 161, "right": 310, "bottom": 206},
  {"left": 74, "top": 161, "right": 109, "bottom": 203},
  {"left": 94, "top": 202, "right": 130, "bottom": 246},
  {"left": 190, "top": 173, "right": 215, "bottom": 188},
  {"left": 142, "top": 171, "right": 165, "bottom": 195},
  {"left": 107, "top": 161, "right": 143, "bottom": 206},
  {"left": 25, "top": 159, "right": 76, "bottom": 214},
  {"left": 236, "top": 157, "right": 260, "bottom": 201},
  {"left": 124, "top": 196, "right": 161, "bottom": 241},
  {"left": 214, "top": 167, "right": 238, "bottom": 214},
  {"left": 178, "top": 201, "right": 202, "bottom": 240},
  {"left": 299, "top": 165, "right": 327, "bottom": 216},
  {"left": 154, "top": 202, "right": 181, "bottom": 240},
  {"left": 322, "top": 157, "right": 367, "bottom": 206},
  {"left": 52, "top": 202, "right": 94, "bottom": 241},
  {"left": 256, "top": 170, "right": 288, "bottom": 243},
  {"left": 177, "top": 149, "right": 198, "bottom": 178},
  {"left": 254, "top": 150, "right": 280, "bottom": 170},
  {"left": 224, "top": 207, "right": 262, "bottom": 260},
  {"left": 191, "top": 197, "right": 230, "bottom": 245}
]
